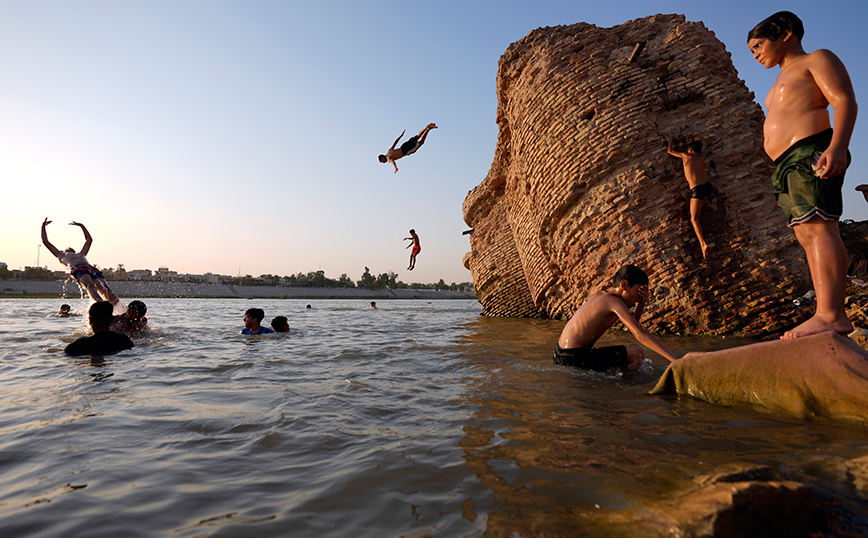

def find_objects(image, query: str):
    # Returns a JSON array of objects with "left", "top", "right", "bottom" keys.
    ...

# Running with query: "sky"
[{"left": 1, "top": 0, "right": 866, "bottom": 285}]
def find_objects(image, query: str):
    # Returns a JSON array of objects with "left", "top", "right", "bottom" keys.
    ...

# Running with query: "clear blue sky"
[{"left": 1, "top": 0, "right": 865, "bottom": 284}]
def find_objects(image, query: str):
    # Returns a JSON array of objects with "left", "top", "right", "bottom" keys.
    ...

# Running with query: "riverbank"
[{"left": 0, "top": 279, "right": 475, "bottom": 301}]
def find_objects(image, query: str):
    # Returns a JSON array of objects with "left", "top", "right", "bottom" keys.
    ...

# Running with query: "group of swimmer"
[
  {"left": 555, "top": 11, "right": 858, "bottom": 373},
  {"left": 42, "top": 12, "right": 860, "bottom": 372}
]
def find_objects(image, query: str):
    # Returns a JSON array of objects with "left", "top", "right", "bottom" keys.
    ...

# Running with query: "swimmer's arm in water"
[
  {"left": 70, "top": 221, "right": 93, "bottom": 256},
  {"left": 41, "top": 218, "right": 62, "bottom": 258}
]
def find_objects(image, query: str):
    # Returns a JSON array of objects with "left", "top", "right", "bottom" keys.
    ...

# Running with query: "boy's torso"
[{"left": 764, "top": 51, "right": 832, "bottom": 160}]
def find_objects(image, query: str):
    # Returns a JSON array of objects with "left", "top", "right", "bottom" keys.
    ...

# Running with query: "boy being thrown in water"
[
  {"left": 747, "top": 11, "right": 857, "bottom": 339},
  {"left": 41, "top": 218, "right": 119, "bottom": 305},
  {"left": 554, "top": 265, "right": 680, "bottom": 372}
]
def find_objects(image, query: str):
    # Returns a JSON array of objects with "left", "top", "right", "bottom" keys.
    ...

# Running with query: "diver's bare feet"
[
  {"left": 700, "top": 242, "right": 709, "bottom": 259},
  {"left": 428, "top": 123, "right": 437, "bottom": 129},
  {"left": 780, "top": 315, "right": 854, "bottom": 339}
]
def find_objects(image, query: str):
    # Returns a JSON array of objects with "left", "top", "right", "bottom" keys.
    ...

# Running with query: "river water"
[{"left": 1, "top": 298, "right": 866, "bottom": 537}]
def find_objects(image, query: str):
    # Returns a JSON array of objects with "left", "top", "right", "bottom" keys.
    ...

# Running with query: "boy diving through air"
[
  {"left": 748, "top": 11, "right": 857, "bottom": 339},
  {"left": 379, "top": 123, "right": 437, "bottom": 173},
  {"left": 41, "top": 218, "right": 119, "bottom": 305},
  {"left": 554, "top": 265, "right": 680, "bottom": 372}
]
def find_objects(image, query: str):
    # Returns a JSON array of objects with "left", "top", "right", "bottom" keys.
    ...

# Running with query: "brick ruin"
[{"left": 462, "top": 14, "right": 812, "bottom": 336}]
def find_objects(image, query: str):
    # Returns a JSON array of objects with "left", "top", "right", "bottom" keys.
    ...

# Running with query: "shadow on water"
[{"left": 453, "top": 316, "right": 868, "bottom": 536}]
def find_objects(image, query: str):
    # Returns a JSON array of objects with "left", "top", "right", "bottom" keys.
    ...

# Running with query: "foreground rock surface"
[
  {"left": 650, "top": 331, "right": 868, "bottom": 424},
  {"left": 462, "top": 14, "right": 810, "bottom": 336}
]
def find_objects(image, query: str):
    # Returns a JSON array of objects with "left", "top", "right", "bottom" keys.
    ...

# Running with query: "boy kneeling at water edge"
[{"left": 554, "top": 265, "right": 680, "bottom": 372}]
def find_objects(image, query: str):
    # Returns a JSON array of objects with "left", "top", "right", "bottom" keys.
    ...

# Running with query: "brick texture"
[{"left": 462, "top": 14, "right": 812, "bottom": 336}]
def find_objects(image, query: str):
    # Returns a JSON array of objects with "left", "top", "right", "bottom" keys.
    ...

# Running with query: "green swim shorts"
[{"left": 771, "top": 129, "right": 849, "bottom": 227}]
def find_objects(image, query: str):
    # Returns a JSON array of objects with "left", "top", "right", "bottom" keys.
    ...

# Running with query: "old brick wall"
[{"left": 462, "top": 14, "right": 811, "bottom": 336}]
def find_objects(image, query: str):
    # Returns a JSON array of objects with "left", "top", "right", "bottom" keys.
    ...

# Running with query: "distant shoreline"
[{"left": 0, "top": 279, "right": 475, "bottom": 301}]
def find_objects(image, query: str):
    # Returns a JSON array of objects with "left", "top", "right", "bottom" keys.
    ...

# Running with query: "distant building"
[{"left": 128, "top": 269, "right": 153, "bottom": 281}]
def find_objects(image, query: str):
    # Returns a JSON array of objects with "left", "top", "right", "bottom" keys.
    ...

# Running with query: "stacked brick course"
[{"left": 462, "top": 14, "right": 812, "bottom": 336}]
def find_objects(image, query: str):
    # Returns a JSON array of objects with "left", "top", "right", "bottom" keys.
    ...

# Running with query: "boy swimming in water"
[
  {"left": 667, "top": 137, "right": 712, "bottom": 259},
  {"left": 270, "top": 316, "right": 290, "bottom": 333},
  {"left": 404, "top": 229, "right": 421, "bottom": 270},
  {"left": 378, "top": 123, "right": 437, "bottom": 173},
  {"left": 41, "top": 218, "right": 119, "bottom": 305},
  {"left": 110, "top": 300, "right": 149, "bottom": 336},
  {"left": 748, "top": 11, "right": 857, "bottom": 339},
  {"left": 554, "top": 265, "right": 680, "bottom": 372},
  {"left": 241, "top": 308, "right": 275, "bottom": 335}
]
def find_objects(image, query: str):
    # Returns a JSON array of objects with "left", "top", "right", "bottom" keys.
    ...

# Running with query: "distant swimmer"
[
  {"left": 55, "top": 304, "right": 78, "bottom": 317},
  {"left": 404, "top": 229, "right": 421, "bottom": 271},
  {"left": 370, "top": 301, "right": 377, "bottom": 309},
  {"left": 554, "top": 265, "right": 680, "bottom": 372},
  {"left": 667, "top": 137, "right": 712, "bottom": 259},
  {"left": 378, "top": 123, "right": 437, "bottom": 173},
  {"left": 41, "top": 218, "right": 119, "bottom": 305}
]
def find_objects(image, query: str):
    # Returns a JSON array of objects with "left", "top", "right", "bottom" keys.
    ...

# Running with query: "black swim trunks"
[
  {"left": 553, "top": 344, "right": 629, "bottom": 372},
  {"left": 400, "top": 135, "right": 422, "bottom": 156},
  {"left": 690, "top": 181, "right": 713, "bottom": 200}
]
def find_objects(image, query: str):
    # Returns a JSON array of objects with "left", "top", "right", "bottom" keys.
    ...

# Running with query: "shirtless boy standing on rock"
[
  {"left": 554, "top": 265, "right": 680, "bottom": 372},
  {"left": 748, "top": 11, "right": 857, "bottom": 339},
  {"left": 667, "top": 137, "right": 712, "bottom": 259},
  {"left": 41, "top": 218, "right": 119, "bottom": 305}
]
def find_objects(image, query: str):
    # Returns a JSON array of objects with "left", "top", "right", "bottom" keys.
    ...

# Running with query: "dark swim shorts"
[
  {"left": 553, "top": 344, "right": 629, "bottom": 372},
  {"left": 690, "top": 181, "right": 713, "bottom": 200},
  {"left": 771, "top": 128, "right": 850, "bottom": 227},
  {"left": 400, "top": 135, "right": 422, "bottom": 156},
  {"left": 70, "top": 263, "right": 105, "bottom": 281}
]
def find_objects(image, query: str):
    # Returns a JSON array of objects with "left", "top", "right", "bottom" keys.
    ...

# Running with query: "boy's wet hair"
[
  {"left": 128, "top": 300, "right": 147, "bottom": 316},
  {"left": 245, "top": 308, "right": 265, "bottom": 323},
  {"left": 60, "top": 304, "right": 71, "bottom": 311},
  {"left": 613, "top": 265, "right": 649, "bottom": 287},
  {"left": 687, "top": 141, "right": 702, "bottom": 153},
  {"left": 271, "top": 316, "right": 288, "bottom": 331},
  {"left": 378, "top": 155, "right": 387, "bottom": 163},
  {"left": 748, "top": 11, "right": 804, "bottom": 42}
]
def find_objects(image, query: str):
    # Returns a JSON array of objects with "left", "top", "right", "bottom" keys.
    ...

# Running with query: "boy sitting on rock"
[{"left": 554, "top": 265, "right": 680, "bottom": 372}]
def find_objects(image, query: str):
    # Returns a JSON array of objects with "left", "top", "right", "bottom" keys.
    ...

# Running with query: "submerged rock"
[
  {"left": 650, "top": 331, "right": 868, "bottom": 424},
  {"left": 462, "top": 14, "right": 811, "bottom": 336}
]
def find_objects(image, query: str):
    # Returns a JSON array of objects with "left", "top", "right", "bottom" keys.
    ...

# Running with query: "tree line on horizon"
[{"left": 1, "top": 265, "right": 474, "bottom": 293}]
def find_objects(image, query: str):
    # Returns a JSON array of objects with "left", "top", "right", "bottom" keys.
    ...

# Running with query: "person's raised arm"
[
  {"left": 811, "top": 49, "right": 858, "bottom": 179},
  {"left": 612, "top": 299, "right": 679, "bottom": 363},
  {"left": 41, "top": 218, "right": 62, "bottom": 258},
  {"left": 70, "top": 221, "right": 93, "bottom": 256},
  {"left": 666, "top": 137, "right": 686, "bottom": 159},
  {"left": 389, "top": 130, "right": 406, "bottom": 152}
]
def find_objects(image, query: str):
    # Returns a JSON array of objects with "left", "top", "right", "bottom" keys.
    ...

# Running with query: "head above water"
[
  {"left": 748, "top": 11, "right": 804, "bottom": 43},
  {"left": 88, "top": 301, "right": 114, "bottom": 331},
  {"left": 271, "top": 316, "right": 289, "bottom": 332},
  {"left": 128, "top": 300, "right": 147, "bottom": 317},
  {"left": 60, "top": 304, "right": 71, "bottom": 313},
  {"left": 613, "top": 265, "right": 649, "bottom": 288},
  {"left": 245, "top": 308, "right": 265, "bottom": 323}
]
